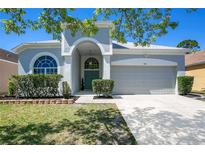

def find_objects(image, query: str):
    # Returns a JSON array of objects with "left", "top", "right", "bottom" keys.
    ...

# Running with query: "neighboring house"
[
  {"left": 185, "top": 51, "right": 205, "bottom": 91},
  {"left": 12, "top": 22, "right": 187, "bottom": 95},
  {"left": 0, "top": 48, "right": 18, "bottom": 95}
]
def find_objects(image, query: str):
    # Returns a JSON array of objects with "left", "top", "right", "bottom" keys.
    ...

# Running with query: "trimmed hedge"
[
  {"left": 8, "top": 74, "right": 63, "bottom": 98},
  {"left": 178, "top": 76, "right": 194, "bottom": 95},
  {"left": 92, "top": 79, "right": 114, "bottom": 97}
]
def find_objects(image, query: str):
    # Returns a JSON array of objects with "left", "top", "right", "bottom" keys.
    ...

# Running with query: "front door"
[
  {"left": 84, "top": 57, "right": 100, "bottom": 90},
  {"left": 84, "top": 70, "right": 99, "bottom": 89}
]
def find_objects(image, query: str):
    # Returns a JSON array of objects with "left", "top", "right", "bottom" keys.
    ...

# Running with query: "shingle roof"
[
  {"left": 12, "top": 40, "right": 188, "bottom": 53},
  {"left": 112, "top": 40, "right": 183, "bottom": 50},
  {"left": 16, "top": 40, "right": 183, "bottom": 49},
  {"left": 0, "top": 48, "right": 18, "bottom": 63},
  {"left": 185, "top": 50, "right": 205, "bottom": 67}
]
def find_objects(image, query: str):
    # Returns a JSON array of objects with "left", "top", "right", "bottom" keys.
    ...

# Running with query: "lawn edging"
[{"left": 0, "top": 98, "right": 74, "bottom": 104}]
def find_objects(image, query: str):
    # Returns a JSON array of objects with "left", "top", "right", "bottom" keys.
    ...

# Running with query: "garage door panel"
[{"left": 111, "top": 66, "right": 176, "bottom": 94}]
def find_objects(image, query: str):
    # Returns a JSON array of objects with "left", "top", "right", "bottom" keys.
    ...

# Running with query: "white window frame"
[{"left": 29, "top": 52, "right": 60, "bottom": 74}]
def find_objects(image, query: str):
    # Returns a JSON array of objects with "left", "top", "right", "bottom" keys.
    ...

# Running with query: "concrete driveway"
[{"left": 116, "top": 95, "right": 205, "bottom": 145}]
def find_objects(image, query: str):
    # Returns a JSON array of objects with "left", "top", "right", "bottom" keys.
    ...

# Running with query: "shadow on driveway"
[{"left": 122, "top": 107, "right": 205, "bottom": 144}]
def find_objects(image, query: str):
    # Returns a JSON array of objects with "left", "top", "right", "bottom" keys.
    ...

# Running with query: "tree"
[
  {"left": 177, "top": 39, "right": 200, "bottom": 52},
  {"left": 0, "top": 8, "right": 196, "bottom": 45}
]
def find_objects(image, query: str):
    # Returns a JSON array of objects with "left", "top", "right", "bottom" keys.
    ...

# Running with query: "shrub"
[
  {"left": 9, "top": 74, "right": 63, "bottom": 98},
  {"left": 8, "top": 78, "right": 17, "bottom": 96},
  {"left": 178, "top": 76, "right": 194, "bottom": 95},
  {"left": 62, "top": 81, "right": 71, "bottom": 99},
  {"left": 92, "top": 79, "right": 114, "bottom": 97}
]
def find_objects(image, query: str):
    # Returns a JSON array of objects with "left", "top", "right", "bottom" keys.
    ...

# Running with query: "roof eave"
[
  {"left": 113, "top": 48, "right": 188, "bottom": 55},
  {"left": 186, "top": 61, "right": 205, "bottom": 67},
  {"left": 12, "top": 42, "right": 61, "bottom": 54}
]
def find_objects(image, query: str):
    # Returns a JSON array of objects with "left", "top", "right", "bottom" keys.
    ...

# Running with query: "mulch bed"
[
  {"left": 93, "top": 96, "right": 113, "bottom": 99},
  {"left": 0, "top": 96, "right": 79, "bottom": 104}
]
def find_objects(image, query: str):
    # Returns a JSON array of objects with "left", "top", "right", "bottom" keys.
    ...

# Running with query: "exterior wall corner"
[{"left": 102, "top": 55, "right": 111, "bottom": 79}]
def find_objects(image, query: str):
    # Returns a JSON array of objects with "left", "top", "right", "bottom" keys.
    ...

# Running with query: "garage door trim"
[{"left": 111, "top": 58, "right": 177, "bottom": 67}]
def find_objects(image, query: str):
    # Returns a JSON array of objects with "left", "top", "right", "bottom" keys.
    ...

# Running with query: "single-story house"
[
  {"left": 0, "top": 48, "right": 18, "bottom": 95},
  {"left": 185, "top": 50, "right": 205, "bottom": 91},
  {"left": 12, "top": 22, "right": 187, "bottom": 95}
]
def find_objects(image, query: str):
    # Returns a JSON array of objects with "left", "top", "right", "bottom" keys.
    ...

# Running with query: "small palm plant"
[{"left": 62, "top": 81, "right": 71, "bottom": 99}]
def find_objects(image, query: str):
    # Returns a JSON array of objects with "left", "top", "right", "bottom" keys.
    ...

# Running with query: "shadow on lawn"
[{"left": 0, "top": 108, "right": 136, "bottom": 145}]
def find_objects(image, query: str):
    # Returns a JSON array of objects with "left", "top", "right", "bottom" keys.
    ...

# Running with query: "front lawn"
[{"left": 0, "top": 104, "right": 136, "bottom": 145}]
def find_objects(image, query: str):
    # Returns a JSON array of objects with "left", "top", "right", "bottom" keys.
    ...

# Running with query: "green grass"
[{"left": 0, "top": 104, "right": 136, "bottom": 145}]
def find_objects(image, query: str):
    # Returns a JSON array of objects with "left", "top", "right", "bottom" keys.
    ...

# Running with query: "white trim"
[
  {"left": 61, "top": 21, "right": 113, "bottom": 29},
  {"left": 29, "top": 52, "right": 60, "bottom": 74},
  {"left": 109, "top": 34, "right": 113, "bottom": 55},
  {"left": 12, "top": 43, "right": 60, "bottom": 54},
  {"left": 113, "top": 49, "right": 187, "bottom": 55},
  {"left": 0, "top": 59, "right": 18, "bottom": 65},
  {"left": 12, "top": 40, "right": 187, "bottom": 56},
  {"left": 175, "top": 78, "right": 179, "bottom": 95},
  {"left": 103, "top": 55, "right": 111, "bottom": 79},
  {"left": 68, "top": 37, "right": 109, "bottom": 56},
  {"left": 111, "top": 58, "right": 178, "bottom": 66}
]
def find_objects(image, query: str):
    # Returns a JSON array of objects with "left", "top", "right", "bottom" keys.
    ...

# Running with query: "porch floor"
[
  {"left": 74, "top": 90, "right": 95, "bottom": 96},
  {"left": 75, "top": 91, "right": 122, "bottom": 104}
]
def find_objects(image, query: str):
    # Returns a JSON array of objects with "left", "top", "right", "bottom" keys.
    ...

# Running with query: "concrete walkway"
[
  {"left": 75, "top": 95, "right": 121, "bottom": 104},
  {"left": 75, "top": 94, "right": 205, "bottom": 144}
]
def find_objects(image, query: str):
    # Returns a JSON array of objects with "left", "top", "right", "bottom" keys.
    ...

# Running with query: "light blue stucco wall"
[
  {"left": 18, "top": 47, "right": 63, "bottom": 75},
  {"left": 62, "top": 28, "right": 111, "bottom": 55},
  {"left": 111, "top": 54, "right": 185, "bottom": 72}
]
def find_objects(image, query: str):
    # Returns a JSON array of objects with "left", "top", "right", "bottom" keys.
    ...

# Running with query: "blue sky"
[{"left": 0, "top": 8, "right": 205, "bottom": 51}]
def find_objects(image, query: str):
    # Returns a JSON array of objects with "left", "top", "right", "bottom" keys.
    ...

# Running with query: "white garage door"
[{"left": 111, "top": 66, "right": 177, "bottom": 94}]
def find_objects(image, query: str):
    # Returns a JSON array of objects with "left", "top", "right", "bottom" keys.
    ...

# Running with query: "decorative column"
[
  {"left": 64, "top": 56, "right": 72, "bottom": 89},
  {"left": 102, "top": 55, "right": 111, "bottom": 79}
]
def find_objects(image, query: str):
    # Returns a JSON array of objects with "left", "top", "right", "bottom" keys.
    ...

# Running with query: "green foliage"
[
  {"left": 92, "top": 79, "right": 114, "bottom": 97},
  {"left": 0, "top": 9, "right": 27, "bottom": 35},
  {"left": 0, "top": 8, "right": 196, "bottom": 45},
  {"left": 62, "top": 81, "right": 71, "bottom": 99},
  {"left": 9, "top": 74, "right": 63, "bottom": 98},
  {"left": 95, "top": 8, "right": 178, "bottom": 45},
  {"left": 0, "top": 8, "right": 97, "bottom": 39},
  {"left": 8, "top": 78, "right": 17, "bottom": 96},
  {"left": 178, "top": 76, "right": 194, "bottom": 95},
  {"left": 177, "top": 39, "right": 200, "bottom": 52}
]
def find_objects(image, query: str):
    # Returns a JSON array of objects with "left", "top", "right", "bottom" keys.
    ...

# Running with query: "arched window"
[
  {"left": 33, "top": 55, "right": 57, "bottom": 74},
  {"left": 84, "top": 57, "right": 99, "bottom": 69}
]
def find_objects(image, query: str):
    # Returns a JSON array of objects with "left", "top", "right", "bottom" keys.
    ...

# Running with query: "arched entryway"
[{"left": 71, "top": 40, "right": 103, "bottom": 93}]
